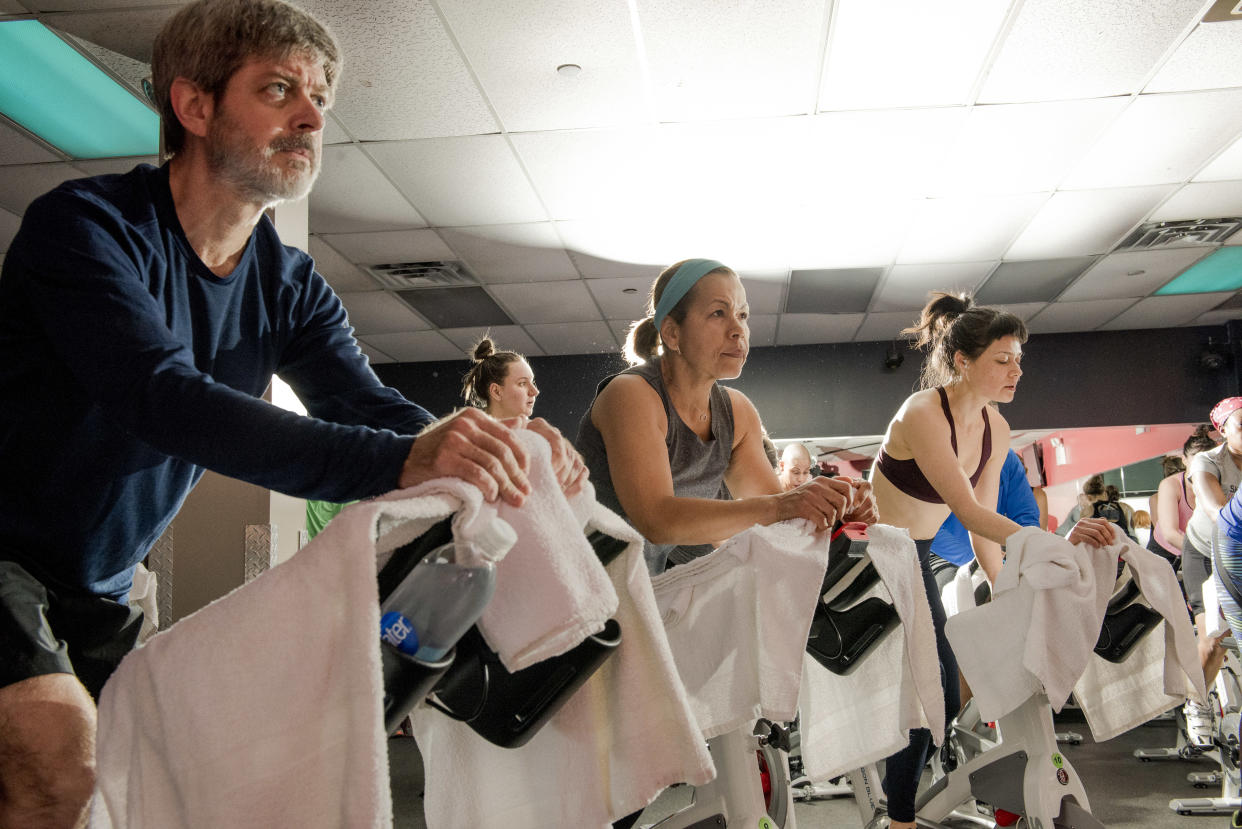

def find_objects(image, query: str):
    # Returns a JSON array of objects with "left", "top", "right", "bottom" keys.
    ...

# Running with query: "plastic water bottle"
[{"left": 379, "top": 540, "right": 498, "bottom": 662}]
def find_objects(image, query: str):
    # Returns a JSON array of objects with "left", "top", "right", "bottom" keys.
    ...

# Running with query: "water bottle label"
[{"left": 380, "top": 611, "right": 420, "bottom": 656}]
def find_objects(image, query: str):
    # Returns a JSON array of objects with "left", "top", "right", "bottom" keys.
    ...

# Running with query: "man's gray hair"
[{"left": 151, "top": 0, "right": 341, "bottom": 155}]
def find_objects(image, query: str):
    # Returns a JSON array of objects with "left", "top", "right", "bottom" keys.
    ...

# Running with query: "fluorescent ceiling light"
[
  {"left": 0, "top": 20, "right": 157, "bottom": 159},
  {"left": 1156, "top": 247, "right": 1242, "bottom": 295}
]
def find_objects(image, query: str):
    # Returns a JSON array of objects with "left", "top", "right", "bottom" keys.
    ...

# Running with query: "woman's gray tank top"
[{"left": 575, "top": 358, "right": 735, "bottom": 575}]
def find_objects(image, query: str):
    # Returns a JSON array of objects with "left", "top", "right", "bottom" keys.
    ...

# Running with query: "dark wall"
[{"left": 375, "top": 324, "right": 1239, "bottom": 439}]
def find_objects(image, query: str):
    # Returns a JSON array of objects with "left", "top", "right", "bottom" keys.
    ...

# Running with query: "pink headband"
[{"left": 1210, "top": 397, "right": 1242, "bottom": 432}]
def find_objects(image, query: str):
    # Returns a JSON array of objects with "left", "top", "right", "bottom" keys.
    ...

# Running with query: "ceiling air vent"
[
  {"left": 1116, "top": 218, "right": 1242, "bottom": 252},
  {"left": 365, "top": 260, "right": 477, "bottom": 290}
]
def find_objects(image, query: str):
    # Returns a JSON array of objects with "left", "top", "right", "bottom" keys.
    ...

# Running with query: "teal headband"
[{"left": 652, "top": 258, "right": 728, "bottom": 330}]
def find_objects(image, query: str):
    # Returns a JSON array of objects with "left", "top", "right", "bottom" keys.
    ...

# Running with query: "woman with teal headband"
[{"left": 576, "top": 258, "right": 877, "bottom": 576}]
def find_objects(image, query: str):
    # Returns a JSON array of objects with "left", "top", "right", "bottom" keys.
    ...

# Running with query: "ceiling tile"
[
  {"left": 978, "top": 0, "right": 1204, "bottom": 103},
  {"left": 854, "top": 311, "right": 919, "bottom": 343},
  {"left": 872, "top": 262, "right": 996, "bottom": 312},
  {"left": 1100, "top": 292, "right": 1237, "bottom": 330},
  {"left": 357, "top": 330, "right": 463, "bottom": 363},
  {"left": 0, "top": 163, "right": 83, "bottom": 215},
  {"left": 1025, "top": 298, "right": 1135, "bottom": 333},
  {"left": 607, "top": 318, "right": 635, "bottom": 344},
  {"left": 396, "top": 286, "right": 513, "bottom": 328},
  {"left": 438, "top": 223, "right": 577, "bottom": 283},
  {"left": 307, "top": 0, "right": 498, "bottom": 140},
  {"left": 489, "top": 280, "right": 600, "bottom": 324},
  {"left": 526, "top": 321, "right": 618, "bottom": 355},
  {"left": 1146, "top": 20, "right": 1242, "bottom": 93},
  {"left": 0, "top": 208, "right": 20, "bottom": 252},
  {"left": 928, "top": 99, "right": 1128, "bottom": 196},
  {"left": 309, "top": 145, "right": 425, "bottom": 234},
  {"left": 786, "top": 196, "right": 920, "bottom": 269},
  {"left": 1061, "top": 89, "right": 1242, "bottom": 189},
  {"left": 1060, "top": 247, "right": 1214, "bottom": 301},
  {"left": 1194, "top": 309, "right": 1242, "bottom": 327},
  {"left": 355, "top": 339, "right": 395, "bottom": 364},
  {"left": 746, "top": 314, "right": 778, "bottom": 348},
  {"left": 1004, "top": 185, "right": 1174, "bottom": 259},
  {"left": 337, "top": 290, "right": 432, "bottom": 335},
  {"left": 0, "top": 120, "right": 58, "bottom": 165},
  {"left": 976, "top": 257, "right": 1098, "bottom": 304},
  {"left": 585, "top": 276, "right": 654, "bottom": 320},
  {"left": 322, "top": 115, "right": 351, "bottom": 146},
  {"left": 819, "top": 0, "right": 1010, "bottom": 110},
  {"left": 775, "top": 313, "right": 865, "bottom": 345},
  {"left": 1151, "top": 181, "right": 1242, "bottom": 222},
  {"left": 367, "top": 136, "right": 548, "bottom": 226},
  {"left": 898, "top": 193, "right": 1048, "bottom": 264},
  {"left": 72, "top": 156, "right": 158, "bottom": 176},
  {"left": 438, "top": 325, "right": 544, "bottom": 357},
  {"left": 641, "top": 0, "right": 824, "bottom": 121},
  {"left": 317, "top": 229, "right": 455, "bottom": 265},
  {"left": 38, "top": 7, "right": 176, "bottom": 62},
  {"left": 1195, "top": 135, "right": 1242, "bottom": 182},
  {"left": 563, "top": 245, "right": 662, "bottom": 280},
  {"left": 307, "top": 236, "right": 382, "bottom": 293},
  {"left": 786, "top": 268, "right": 881, "bottom": 314},
  {"left": 738, "top": 272, "right": 788, "bottom": 316},
  {"left": 996, "top": 301, "right": 1048, "bottom": 321},
  {"left": 512, "top": 127, "right": 658, "bottom": 221},
  {"left": 436, "top": 0, "right": 647, "bottom": 132},
  {"left": 0, "top": 1, "right": 27, "bottom": 11}
]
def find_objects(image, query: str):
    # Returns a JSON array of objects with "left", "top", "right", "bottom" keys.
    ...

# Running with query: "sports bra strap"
[{"left": 937, "top": 386, "right": 958, "bottom": 454}]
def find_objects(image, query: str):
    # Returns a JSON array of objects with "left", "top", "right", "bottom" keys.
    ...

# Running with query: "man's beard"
[{"left": 206, "top": 109, "right": 320, "bottom": 204}]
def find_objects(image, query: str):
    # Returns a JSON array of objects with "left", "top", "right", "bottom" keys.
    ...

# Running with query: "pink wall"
[{"left": 1034, "top": 423, "right": 1201, "bottom": 488}]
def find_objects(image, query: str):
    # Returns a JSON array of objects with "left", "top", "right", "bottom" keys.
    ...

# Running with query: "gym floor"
[{"left": 388, "top": 708, "right": 1225, "bottom": 828}]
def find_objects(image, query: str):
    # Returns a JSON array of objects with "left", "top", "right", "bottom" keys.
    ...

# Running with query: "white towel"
[
  {"left": 947, "top": 527, "right": 1115, "bottom": 723},
  {"left": 412, "top": 501, "right": 712, "bottom": 829},
  {"left": 649, "top": 519, "right": 831, "bottom": 739},
  {"left": 91, "top": 499, "right": 396, "bottom": 829},
  {"left": 798, "top": 524, "right": 944, "bottom": 782},
  {"left": 127, "top": 562, "right": 160, "bottom": 644},
  {"left": 1072, "top": 539, "right": 1207, "bottom": 741}
]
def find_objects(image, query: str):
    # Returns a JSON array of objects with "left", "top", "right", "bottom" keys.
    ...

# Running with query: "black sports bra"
[{"left": 874, "top": 387, "right": 992, "bottom": 504}]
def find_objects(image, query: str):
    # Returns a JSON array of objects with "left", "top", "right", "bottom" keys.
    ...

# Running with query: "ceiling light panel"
[
  {"left": 897, "top": 193, "right": 1048, "bottom": 264},
  {"left": 1151, "top": 181, "right": 1242, "bottom": 222},
  {"left": 526, "top": 320, "right": 618, "bottom": 355},
  {"left": 1156, "top": 247, "right": 1242, "bottom": 294},
  {"left": 1004, "top": 185, "right": 1173, "bottom": 260},
  {"left": 0, "top": 162, "right": 83, "bottom": 215},
  {"left": 337, "top": 291, "right": 432, "bottom": 335},
  {"left": 489, "top": 280, "right": 601, "bottom": 324},
  {"left": 1062, "top": 89, "right": 1242, "bottom": 189},
  {"left": 928, "top": 98, "right": 1127, "bottom": 196},
  {"left": 0, "top": 118, "right": 58, "bottom": 165},
  {"left": 1025, "top": 298, "right": 1134, "bottom": 333},
  {"left": 308, "top": 236, "right": 383, "bottom": 293},
  {"left": 1060, "top": 247, "right": 1213, "bottom": 301},
  {"left": 978, "top": 0, "right": 1204, "bottom": 103},
  {"left": 819, "top": 0, "right": 1010, "bottom": 111},
  {"left": 1195, "top": 135, "right": 1242, "bottom": 182},
  {"left": 317, "top": 0, "right": 497, "bottom": 140},
  {"left": 872, "top": 261, "right": 996, "bottom": 312},
  {"left": 438, "top": 223, "right": 578, "bottom": 284},
  {"left": 367, "top": 136, "right": 548, "bottom": 227},
  {"left": 22, "top": 7, "right": 171, "bottom": 63},
  {"left": 1101, "top": 292, "right": 1236, "bottom": 330},
  {"left": 1145, "top": 20, "right": 1242, "bottom": 94},
  {"left": 438, "top": 325, "right": 544, "bottom": 357},
  {"left": 358, "top": 330, "right": 462, "bottom": 363},
  {"left": 775, "top": 313, "right": 865, "bottom": 345},
  {"left": 638, "top": 0, "right": 825, "bottom": 121},
  {"left": 975, "top": 257, "right": 1098, "bottom": 304},
  {"left": 854, "top": 311, "right": 920, "bottom": 343},
  {"left": 309, "top": 145, "right": 426, "bottom": 234},
  {"left": 317, "top": 229, "right": 456, "bottom": 265},
  {"left": 435, "top": 0, "right": 647, "bottom": 132}
]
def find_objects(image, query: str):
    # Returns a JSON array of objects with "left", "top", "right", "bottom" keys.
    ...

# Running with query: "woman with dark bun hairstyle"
[
  {"left": 460, "top": 337, "right": 539, "bottom": 420},
  {"left": 871, "top": 291, "right": 1115, "bottom": 829},
  {"left": 576, "top": 258, "right": 877, "bottom": 576}
]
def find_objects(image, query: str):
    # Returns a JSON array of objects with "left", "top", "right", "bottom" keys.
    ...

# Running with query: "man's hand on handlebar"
[
  {"left": 775, "top": 476, "right": 853, "bottom": 531},
  {"left": 513, "top": 416, "right": 590, "bottom": 498},
  {"left": 399, "top": 408, "right": 532, "bottom": 506}
]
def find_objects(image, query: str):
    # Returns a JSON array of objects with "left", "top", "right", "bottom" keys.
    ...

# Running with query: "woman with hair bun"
[
  {"left": 871, "top": 291, "right": 1114, "bottom": 829},
  {"left": 460, "top": 337, "right": 539, "bottom": 420},
  {"left": 576, "top": 258, "right": 877, "bottom": 576}
]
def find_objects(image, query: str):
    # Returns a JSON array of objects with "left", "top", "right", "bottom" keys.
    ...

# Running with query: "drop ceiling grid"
[
  {"left": 1101, "top": 291, "right": 1239, "bottom": 330},
  {"left": 1024, "top": 297, "right": 1138, "bottom": 334},
  {"left": 1151, "top": 180, "right": 1242, "bottom": 222},
  {"left": 438, "top": 324, "right": 544, "bottom": 357},
  {"left": 0, "top": 163, "right": 83, "bottom": 215},
  {"left": 872, "top": 262, "right": 998, "bottom": 313},
  {"left": 436, "top": 223, "right": 578, "bottom": 283},
  {"left": 307, "top": 236, "right": 382, "bottom": 293},
  {"left": 1195, "top": 132, "right": 1242, "bottom": 182},
  {"left": 1002, "top": 185, "right": 1175, "bottom": 260},
  {"left": 317, "top": 227, "right": 457, "bottom": 264},
  {"left": 309, "top": 145, "right": 428, "bottom": 234},
  {"left": 1144, "top": 20, "right": 1242, "bottom": 93},
  {"left": 336, "top": 291, "right": 432, "bottom": 335},
  {"left": 360, "top": 329, "right": 463, "bottom": 362},
  {"left": 1058, "top": 247, "right": 1215, "bottom": 302},
  {"left": 0, "top": 119, "right": 59, "bottom": 165},
  {"left": 525, "top": 320, "right": 618, "bottom": 355}
]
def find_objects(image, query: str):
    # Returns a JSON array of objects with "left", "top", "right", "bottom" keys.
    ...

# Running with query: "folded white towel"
[
  {"left": 1073, "top": 539, "right": 1207, "bottom": 741},
  {"left": 948, "top": 527, "right": 1115, "bottom": 722},
  {"left": 412, "top": 501, "right": 712, "bottom": 829},
  {"left": 649, "top": 518, "right": 830, "bottom": 739},
  {"left": 91, "top": 500, "right": 396, "bottom": 829},
  {"left": 127, "top": 562, "right": 160, "bottom": 645},
  {"left": 798, "top": 524, "right": 944, "bottom": 781},
  {"left": 485, "top": 430, "right": 617, "bottom": 671}
]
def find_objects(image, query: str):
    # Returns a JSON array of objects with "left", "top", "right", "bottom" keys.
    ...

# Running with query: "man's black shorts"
[{"left": 0, "top": 560, "right": 144, "bottom": 699}]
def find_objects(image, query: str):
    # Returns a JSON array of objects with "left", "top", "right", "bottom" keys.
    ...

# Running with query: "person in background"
[
  {"left": 460, "top": 337, "right": 540, "bottom": 420},
  {"left": 1131, "top": 509, "right": 1152, "bottom": 547},
  {"left": 1208, "top": 485, "right": 1242, "bottom": 829},
  {"left": 1181, "top": 399, "right": 1242, "bottom": 750},
  {"left": 777, "top": 443, "right": 814, "bottom": 492},
  {"left": 1149, "top": 425, "right": 1216, "bottom": 568}
]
